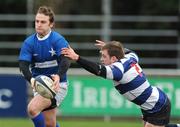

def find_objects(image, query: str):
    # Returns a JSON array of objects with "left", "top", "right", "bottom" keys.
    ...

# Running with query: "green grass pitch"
[{"left": 0, "top": 118, "right": 142, "bottom": 127}]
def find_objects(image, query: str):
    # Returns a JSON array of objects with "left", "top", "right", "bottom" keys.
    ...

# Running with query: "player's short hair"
[
  {"left": 37, "top": 6, "right": 55, "bottom": 23},
  {"left": 101, "top": 41, "right": 124, "bottom": 60}
]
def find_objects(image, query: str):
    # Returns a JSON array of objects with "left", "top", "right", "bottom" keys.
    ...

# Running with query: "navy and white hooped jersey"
[
  {"left": 104, "top": 51, "right": 167, "bottom": 113},
  {"left": 19, "top": 31, "right": 69, "bottom": 82}
]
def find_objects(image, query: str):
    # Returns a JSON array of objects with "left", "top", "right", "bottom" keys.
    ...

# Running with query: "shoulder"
[
  {"left": 124, "top": 51, "right": 139, "bottom": 62},
  {"left": 50, "top": 31, "right": 69, "bottom": 45},
  {"left": 112, "top": 61, "right": 124, "bottom": 72},
  {"left": 105, "top": 61, "right": 124, "bottom": 73},
  {"left": 24, "top": 33, "right": 36, "bottom": 44},
  {"left": 21, "top": 33, "right": 36, "bottom": 49},
  {"left": 51, "top": 31, "right": 66, "bottom": 40}
]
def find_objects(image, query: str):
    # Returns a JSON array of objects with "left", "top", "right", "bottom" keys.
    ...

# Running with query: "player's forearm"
[
  {"left": 57, "top": 55, "right": 71, "bottom": 78},
  {"left": 19, "top": 60, "right": 32, "bottom": 82},
  {"left": 76, "top": 56, "right": 106, "bottom": 78}
]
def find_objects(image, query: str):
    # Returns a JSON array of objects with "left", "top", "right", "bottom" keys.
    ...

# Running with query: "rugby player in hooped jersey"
[
  {"left": 61, "top": 40, "right": 180, "bottom": 127},
  {"left": 19, "top": 6, "right": 70, "bottom": 127}
]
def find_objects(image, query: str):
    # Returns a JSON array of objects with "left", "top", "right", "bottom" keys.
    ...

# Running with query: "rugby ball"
[{"left": 34, "top": 75, "right": 56, "bottom": 99}]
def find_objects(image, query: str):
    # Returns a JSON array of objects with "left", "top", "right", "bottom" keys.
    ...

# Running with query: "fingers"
[
  {"left": 61, "top": 47, "right": 69, "bottom": 50},
  {"left": 53, "top": 82, "right": 60, "bottom": 92},
  {"left": 51, "top": 74, "right": 60, "bottom": 81},
  {"left": 51, "top": 74, "right": 60, "bottom": 92},
  {"left": 61, "top": 48, "right": 69, "bottom": 55},
  {"left": 52, "top": 81, "right": 60, "bottom": 92},
  {"left": 95, "top": 40, "right": 106, "bottom": 49},
  {"left": 61, "top": 46, "right": 75, "bottom": 57},
  {"left": 96, "top": 40, "right": 105, "bottom": 43},
  {"left": 61, "top": 50, "right": 69, "bottom": 58},
  {"left": 30, "top": 78, "right": 35, "bottom": 89},
  {"left": 61, "top": 45, "right": 73, "bottom": 54}
]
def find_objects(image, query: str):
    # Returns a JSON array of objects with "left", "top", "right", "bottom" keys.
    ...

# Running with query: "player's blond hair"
[{"left": 37, "top": 6, "right": 55, "bottom": 23}]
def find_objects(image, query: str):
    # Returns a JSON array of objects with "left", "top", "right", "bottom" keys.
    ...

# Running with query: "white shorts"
[{"left": 55, "top": 82, "right": 68, "bottom": 106}]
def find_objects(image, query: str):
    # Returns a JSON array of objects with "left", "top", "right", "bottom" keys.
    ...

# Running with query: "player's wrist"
[{"left": 74, "top": 54, "right": 79, "bottom": 61}]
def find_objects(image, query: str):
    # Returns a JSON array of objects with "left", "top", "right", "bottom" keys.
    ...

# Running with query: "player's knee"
[{"left": 27, "top": 104, "right": 39, "bottom": 117}]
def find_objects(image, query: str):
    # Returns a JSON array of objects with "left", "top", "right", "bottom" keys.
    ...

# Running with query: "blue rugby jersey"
[
  {"left": 19, "top": 31, "right": 69, "bottom": 82},
  {"left": 104, "top": 51, "right": 167, "bottom": 113}
]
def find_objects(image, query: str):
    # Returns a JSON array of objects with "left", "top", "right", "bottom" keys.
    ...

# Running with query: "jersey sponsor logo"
[{"left": 35, "top": 60, "right": 58, "bottom": 68}]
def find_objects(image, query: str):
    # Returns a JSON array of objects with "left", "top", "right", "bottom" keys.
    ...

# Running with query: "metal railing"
[{"left": 0, "top": 14, "right": 179, "bottom": 68}]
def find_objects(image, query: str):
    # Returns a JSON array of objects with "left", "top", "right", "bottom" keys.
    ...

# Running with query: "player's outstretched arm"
[{"left": 61, "top": 46, "right": 106, "bottom": 78}]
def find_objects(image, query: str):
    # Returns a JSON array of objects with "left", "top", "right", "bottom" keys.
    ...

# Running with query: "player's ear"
[
  {"left": 111, "top": 56, "right": 118, "bottom": 62},
  {"left": 50, "top": 22, "right": 54, "bottom": 28}
]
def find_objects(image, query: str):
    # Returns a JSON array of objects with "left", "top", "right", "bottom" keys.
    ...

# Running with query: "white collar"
[{"left": 36, "top": 30, "right": 51, "bottom": 41}]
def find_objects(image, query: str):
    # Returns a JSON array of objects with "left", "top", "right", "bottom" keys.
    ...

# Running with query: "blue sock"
[
  {"left": 31, "top": 113, "right": 45, "bottom": 127},
  {"left": 56, "top": 122, "right": 60, "bottom": 127}
]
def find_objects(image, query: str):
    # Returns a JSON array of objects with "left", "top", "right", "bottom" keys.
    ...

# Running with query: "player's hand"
[
  {"left": 51, "top": 74, "right": 60, "bottom": 92},
  {"left": 95, "top": 40, "right": 106, "bottom": 49},
  {"left": 61, "top": 46, "right": 79, "bottom": 61},
  {"left": 30, "top": 77, "right": 35, "bottom": 89}
]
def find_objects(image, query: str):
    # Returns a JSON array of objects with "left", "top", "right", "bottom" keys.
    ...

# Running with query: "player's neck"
[{"left": 37, "top": 30, "right": 51, "bottom": 41}]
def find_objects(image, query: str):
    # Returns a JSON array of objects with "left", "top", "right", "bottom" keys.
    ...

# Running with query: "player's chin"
[{"left": 36, "top": 29, "right": 43, "bottom": 34}]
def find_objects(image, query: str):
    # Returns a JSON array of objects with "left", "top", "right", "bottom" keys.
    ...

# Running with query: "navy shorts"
[{"left": 141, "top": 97, "right": 171, "bottom": 126}]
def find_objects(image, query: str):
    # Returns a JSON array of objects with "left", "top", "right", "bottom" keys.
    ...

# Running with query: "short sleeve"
[
  {"left": 54, "top": 37, "right": 69, "bottom": 56},
  {"left": 19, "top": 42, "right": 32, "bottom": 62}
]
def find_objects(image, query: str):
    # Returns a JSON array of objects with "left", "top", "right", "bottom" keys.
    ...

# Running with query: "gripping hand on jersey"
[{"left": 61, "top": 45, "right": 79, "bottom": 61}]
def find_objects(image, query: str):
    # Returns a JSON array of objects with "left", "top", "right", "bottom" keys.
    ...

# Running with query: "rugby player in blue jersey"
[
  {"left": 19, "top": 6, "right": 70, "bottom": 127},
  {"left": 61, "top": 40, "right": 179, "bottom": 127}
]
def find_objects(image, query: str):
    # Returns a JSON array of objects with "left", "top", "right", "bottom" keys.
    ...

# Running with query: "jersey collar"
[{"left": 36, "top": 30, "right": 52, "bottom": 41}]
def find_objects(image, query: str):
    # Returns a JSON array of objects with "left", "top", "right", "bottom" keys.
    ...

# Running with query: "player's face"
[
  {"left": 100, "top": 49, "right": 113, "bottom": 65},
  {"left": 35, "top": 13, "right": 53, "bottom": 36}
]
